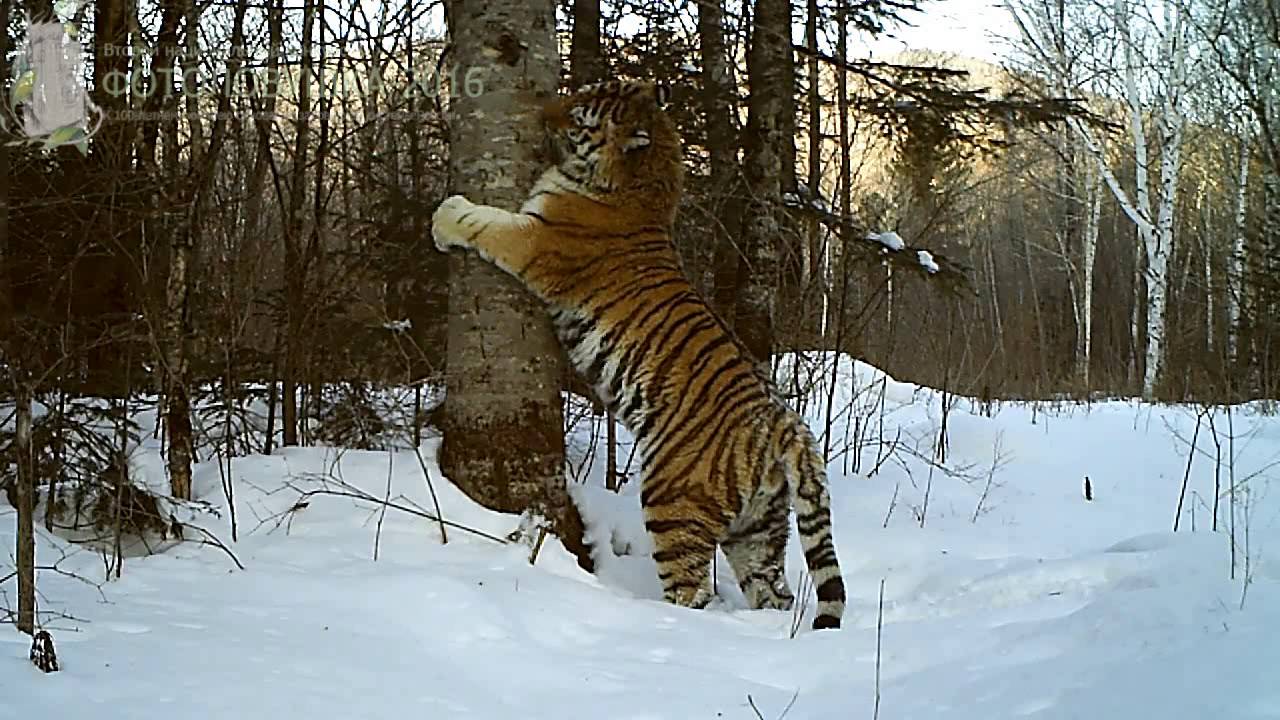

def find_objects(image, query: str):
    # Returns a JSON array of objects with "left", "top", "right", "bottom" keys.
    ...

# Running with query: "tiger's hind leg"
[
  {"left": 645, "top": 501, "right": 723, "bottom": 610},
  {"left": 722, "top": 473, "right": 794, "bottom": 611}
]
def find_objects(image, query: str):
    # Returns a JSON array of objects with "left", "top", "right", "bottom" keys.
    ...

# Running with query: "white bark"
[
  {"left": 1060, "top": 0, "right": 1192, "bottom": 398},
  {"left": 1205, "top": 233, "right": 1214, "bottom": 355},
  {"left": 1229, "top": 140, "right": 1251, "bottom": 361},
  {"left": 1081, "top": 161, "right": 1102, "bottom": 389}
]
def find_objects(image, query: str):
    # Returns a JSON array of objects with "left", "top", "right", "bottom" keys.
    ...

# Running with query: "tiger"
[{"left": 431, "top": 80, "right": 846, "bottom": 630}]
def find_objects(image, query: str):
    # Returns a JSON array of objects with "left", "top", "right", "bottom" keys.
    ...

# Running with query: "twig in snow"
[
  {"left": 374, "top": 450, "right": 394, "bottom": 561},
  {"left": 279, "top": 477, "right": 507, "bottom": 545},
  {"left": 529, "top": 527, "right": 548, "bottom": 565},
  {"left": 971, "top": 432, "right": 1008, "bottom": 523},
  {"left": 917, "top": 464, "right": 934, "bottom": 529},
  {"left": 746, "top": 689, "right": 799, "bottom": 720},
  {"left": 789, "top": 569, "right": 814, "bottom": 639},
  {"left": 1206, "top": 411, "right": 1224, "bottom": 532},
  {"left": 1173, "top": 407, "right": 1207, "bottom": 532},
  {"left": 882, "top": 481, "right": 899, "bottom": 529},
  {"left": 1239, "top": 484, "right": 1254, "bottom": 610},
  {"left": 874, "top": 578, "right": 885, "bottom": 720},
  {"left": 412, "top": 444, "right": 449, "bottom": 544},
  {"left": 177, "top": 521, "right": 246, "bottom": 571}
]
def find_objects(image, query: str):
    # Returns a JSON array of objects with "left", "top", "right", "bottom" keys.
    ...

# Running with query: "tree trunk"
[
  {"left": 1143, "top": 103, "right": 1185, "bottom": 400},
  {"left": 183, "top": 0, "right": 204, "bottom": 160},
  {"left": 1229, "top": 139, "right": 1250, "bottom": 368},
  {"left": 245, "top": 0, "right": 283, "bottom": 265},
  {"left": 14, "top": 382, "right": 35, "bottom": 635},
  {"left": 136, "top": 0, "right": 181, "bottom": 170},
  {"left": 697, "top": 0, "right": 742, "bottom": 323},
  {"left": 569, "top": 0, "right": 618, "bottom": 490},
  {"left": 440, "top": 0, "right": 591, "bottom": 571},
  {"left": 165, "top": 0, "right": 247, "bottom": 498},
  {"left": 1079, "top": 161, "right": 1101, "bottom": 390},
  {"left": 570, "top": 0, "right": 603, "bottom": 87},
  {"left": 282, "top": 0, "right": 316, "bottom": 447},
  {"left": 736, "top": 0, "right": 792, "bottom": 370},
  {"left": 0, "top": 0, "right": 23, "bottom": 633},
  {"left": 832, "top": 0, "right": 853, "bottom": 341},
  {"left": 93, "top": 0, "right": 131, "bottom": 173},
  {"left": 803, "top": 0, "right": 822, "bottom": 339}
]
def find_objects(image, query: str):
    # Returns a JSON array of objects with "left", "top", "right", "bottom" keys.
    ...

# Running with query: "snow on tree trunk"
[{"left": 439, "top": 0, "right": 590, "bottom": 570}]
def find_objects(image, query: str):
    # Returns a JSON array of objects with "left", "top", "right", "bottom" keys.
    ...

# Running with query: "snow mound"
[{"left": 4, "top": 355, "right": 1279, "bottom": 719}]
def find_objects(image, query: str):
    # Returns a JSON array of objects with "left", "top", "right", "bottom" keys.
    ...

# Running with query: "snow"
[
  {"left": 917, "top": 249, "right": 940, "bottom": 273},
  {"left": 382, "top": 318, "right": 412, "bottom": 332},
  {"left": 4, "top": 355, "right": 1280, "bottom": 719},
  {"left": 870, "top": 230, "right": 905, "bottom": 251}
]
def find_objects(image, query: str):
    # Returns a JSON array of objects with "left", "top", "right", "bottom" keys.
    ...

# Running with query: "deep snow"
[{"left": 3, "top": 356, "right": 1279, "bottom": 719}]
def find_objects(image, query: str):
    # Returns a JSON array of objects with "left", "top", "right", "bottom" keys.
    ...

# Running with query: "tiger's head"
[{"left": 542, "top": 80, "right": 683, "bottom": 210}]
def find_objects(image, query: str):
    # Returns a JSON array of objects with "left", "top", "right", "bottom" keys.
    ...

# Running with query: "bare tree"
[
  {"left": 1009, "top": 0, "right": 1197, "bottom": 398},
  {"left": 282, "top": 0, "right": 317, "bottom": 448}
]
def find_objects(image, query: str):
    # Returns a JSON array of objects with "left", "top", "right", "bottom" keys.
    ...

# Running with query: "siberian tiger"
[{"left": 432, "top": 80, "right": 846, "bottom": 630}]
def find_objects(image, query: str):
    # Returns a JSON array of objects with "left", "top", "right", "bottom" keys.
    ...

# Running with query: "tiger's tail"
[{"left": 784, "top": 432, "right": 846, "bottom": 630}]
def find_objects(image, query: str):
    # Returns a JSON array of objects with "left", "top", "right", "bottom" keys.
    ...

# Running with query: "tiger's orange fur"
[{"left": 432, "top": 80, "right": 845, "bottom": 630}]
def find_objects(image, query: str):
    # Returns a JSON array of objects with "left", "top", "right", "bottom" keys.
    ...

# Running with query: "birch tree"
[
  {"left": 1192, "top": 0, "right": 1280, "bottom": 376},
  {"left": 439, "top": 0, "right": 591, "bottom": 569},
  {"left": 1009, "top": 0, "right": 1197, "bottom": 398}
]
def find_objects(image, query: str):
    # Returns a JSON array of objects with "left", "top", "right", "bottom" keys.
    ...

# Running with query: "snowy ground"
[{"left": 4, "top": 356, "right": 1280, "bottom": 719}]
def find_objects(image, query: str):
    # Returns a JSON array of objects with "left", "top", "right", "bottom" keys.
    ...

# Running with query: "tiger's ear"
[{"left": 654, "top": 83, "right": 671, "bottom": 108}]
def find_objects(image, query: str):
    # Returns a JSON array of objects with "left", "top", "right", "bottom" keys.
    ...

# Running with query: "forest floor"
[{"left": 3, "top": 356, "right": 1280, "bottom": 719}]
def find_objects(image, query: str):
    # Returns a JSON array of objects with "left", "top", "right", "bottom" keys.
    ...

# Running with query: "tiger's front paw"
[{"left": 432, "top": 194, "right": 476, "bottom": 251}]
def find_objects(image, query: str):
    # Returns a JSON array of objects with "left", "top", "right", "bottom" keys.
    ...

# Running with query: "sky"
[{"left": 862, "top": 0, "right": 1019, "bottom": 64}]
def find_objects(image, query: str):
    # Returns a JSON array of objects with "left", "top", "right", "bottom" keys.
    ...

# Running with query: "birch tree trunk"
[
  {"left": 1080, "top": 162, "right": 1102, "bottom": 389},
  {"left": 1229, "top": 139, "right": 1251, "bottom": 366},
  {"left": 1010, "top": 0, "right": 1192, "bottom": 399},
  {"left": 440, "top": 0, "right": 590, "bottom": 570},
  {"left": 1148, "top": 2, "right": 1190, "bottom": 398}
]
